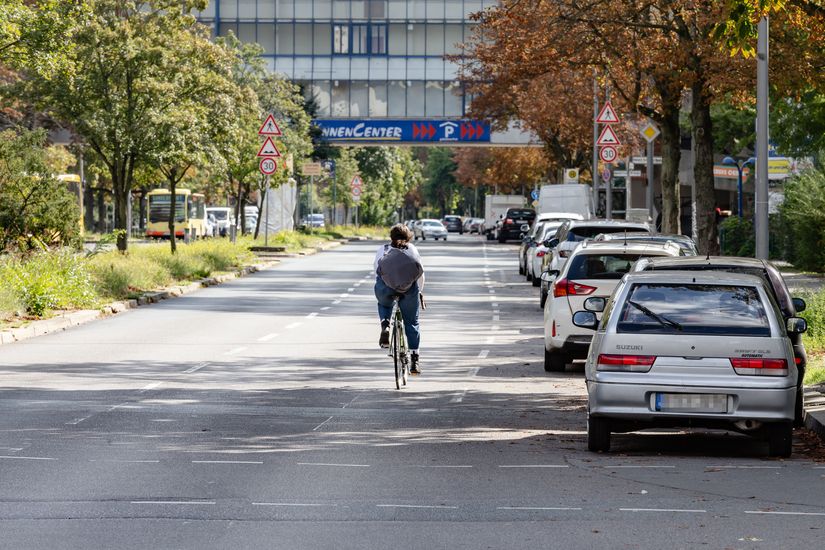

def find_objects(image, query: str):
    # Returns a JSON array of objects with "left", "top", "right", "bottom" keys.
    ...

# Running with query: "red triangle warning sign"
[
  {"left": 258, "top": 114, "right": 283, "bottom": 136},
  {"left": 596, "top": 125, "right": 622, "bottom": 146},
  {"left": 596, "top": 101, "right": 620, "bottom": 124},
  {"left": 257, "top": 136, "right": 282, "bottom": 158}
]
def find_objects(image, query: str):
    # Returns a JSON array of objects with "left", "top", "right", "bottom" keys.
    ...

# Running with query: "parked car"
[
  {"left": 205, "top": 213, "right": 218, "bottom": 237},
  {"left": 520, "top": 213, "right": 585, "bottom": 277},
  {"left": 632, "top": 255, "right": 809, "bottom": 426},
  {"left": 414, "top": 219, "right": 448, "bottom": 240},
  {"left": 527, "top": 221, "right": 566, "bottom": 286},
  {"left": 495, "top": 208, "right": 536, "bottom": 243},
  {"left": 301, "top": 213, "right": 325, "bottom": 228},
  {"left": 442, "top": 215, "right": 464, "bottom": 234},
  {"left": 463, "top": 217, "right": 483, "bottom": 234},
  {"left": 542, "top": 240, "right": 682, "bottom": 372},
  {"left": 518, "top": 221, "right": 547, "bottom": 276},
  {"left": 205, "top": 207, "right": 234, "bottom": 237},
  {"left": 594, "top": 232, "right": 698, "bottom": 256},
  {"left": 573, "top": 270, "right": 805, "bottom": 456}
]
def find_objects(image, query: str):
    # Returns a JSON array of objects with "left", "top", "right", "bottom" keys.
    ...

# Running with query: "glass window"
[
  {"left": 258, "top": 23, "right": 276, "bottom": 54},
  {"left": 567, "top": 254, "right": 645, "bottom": 280},
  {"left": 426, "top": 24, "right": 444, "bottom": 56},
  {"left": 218, "top": 22, "right": 238, "bottom": 38},
  {"left": 425, "top": 81, "right": 444, "bottom": 116},
  {"left": 195, "top": 2, "right": 216, "bottom": 19},
  {"left": 294, "top": 23, "right": 312, "bottom": 53},
  {"left": 408, "top": 24, "right": 426, "bottom": 55},
  {"left": 569, "top": 225, "right": 649, "bottom": 241},
  {"left": 332, "top": 80, "right": 349, "bottom": 116},
  {"left": 257, "top": 0, "right": 275, "bottom": 18},
  {"left": 465, "top": 0, "right": 483, "bottom": 18},
  {"left": 333, "top": 0, "right": 349, "bottom": 18},
  {"left": 444, "top": 81, "right": 462, "bottom": 116},
  {"left": 445, "top": 0, "right": 462, "bottom": 19},
  {"left": 369, "top": 0, "right": 387, "bottom": 18},
  {"left": 333, "top": 24, "right": 349, "bottom": 53},
  {"left": 388, "top": 0, "right": 407, "bottom": 19},
  {"left": 407, "top": 81, "right": 425, "bottom": 116},
  {"left": 351, "top": 0, "right": 367, "bottom": 19},
  {"left": 277, "top": 0, "right": 294, "bottom": 18},
  {"left": 426, "top": 0, "right": 444, "bottom": 19},
  {"left": 388, "top": 24, "right": 406, "bottom": 55},
  {"left": 617, "top": 284, "right": 771, "bottom": 336},
  {"left": 351, "top": 81, "right": 369, "bottom": 116},
  {"left": 314, "top": 0, "right": 332, "bottom": 18},
  {"left": 238, "top": 23, "right": 256, "bottom": 44},
  {"left": 220, "top": 0, "right": 237, "bottom": 19},
  {"left": 406, "top": 58, "right": 425, "bottom": 80},
  {"left": 370, "top": 82, "right": 388, "bottom": 116},
  {"left": 350, "top": 57, "right": 369, "bottom": 79},
  {"left": 352, "top": 24, "right": 368, "bottom": 54},
  {"left": 311, "top": 81, "right": 332, "bottom": 116},
  {"left": 370, "top": 24, "right": 387, "bottom": 54},
  {"left": 312, "top": 56, "right": 332, "bottom": 79},
  {"left": 313, "top": 24, "right": 332, "bottom": 55},
  {"left": 444, "top": 24, "right": 463, "bottom": 54},
  {"left": 387, "top": 57, "right": 406, "bottom": 79},
  {"left": 295, "top": 0, "right": 312, "bottom": 18},
  {"left": 388, "top": 81, "right": 406, "bottom": 116},
  {"left": 274, "top": 57, "right": 293, "bottom": 74},
  {"left": 238, "top": 0, "right": 256, "bottom": 19},
  {"left": 409, "top": 0, "right": 426, "bottom": 19},
  {"left": 276, "top": 23, "right": 294, "bottom": 54}
]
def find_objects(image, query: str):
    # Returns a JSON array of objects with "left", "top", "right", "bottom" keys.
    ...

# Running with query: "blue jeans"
[{"left": 374, "top": 277, "right": 421, "bottom": 350}]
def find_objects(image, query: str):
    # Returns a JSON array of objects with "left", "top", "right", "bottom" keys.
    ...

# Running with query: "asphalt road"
[{"left": 2, "top": 235, "right": 825, "bottom": 549}]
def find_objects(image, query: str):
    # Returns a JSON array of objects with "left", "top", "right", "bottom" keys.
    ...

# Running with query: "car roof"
[
  {"left": 420, "top": 218, "right": 442, "bottom": 223},
  {"left": 566, "top": 219, "right": 649, "bottom": 229},
  {"left": 639, "top": 255, "right": 766, "bottom": 268},
  {"left": 537, "top": 212, "right": 585, "bottom": 221},
  {"left": 572, "top": 241, "right": 680, "bottom": 256},
  {"left": 599, "top": 232, "right": 692, "bottom": 241},
  {"left": 623, "top": 270, "right": 768, "bottom": 287}
]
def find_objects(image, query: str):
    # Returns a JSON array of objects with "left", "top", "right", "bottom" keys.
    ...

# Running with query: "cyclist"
[{"left": 374, "top": 224, "right": 426, "bottom": 374}]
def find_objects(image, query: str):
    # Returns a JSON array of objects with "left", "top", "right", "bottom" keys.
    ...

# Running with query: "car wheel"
[
  {"left": 539, "top": 289, "right": 548, "bottom": 309},
  {"left": 518, "top": 263, "right": 525, "bottom": 276},
  {"left": 766, "top": 421, "right": 793, "bottom": 457},
  {"left": 531, "top": 273, "right": 540, "bottom": 287},
  {"left": 544, "top": 347, "right": 567, "bottom": 372},
  {"left": 498, "top": 235, "right": 506, "bottom": 244},
  {"left": 794, "top": 386, "right": 804, "bottom": 428},
  {"left": 526, "top": 269, "right": 532, "bottom": 282},
  {"left": 486, "top": 233, "right": 493, "bottom": 241},
  {"left": 588, "top": 416, "right": 611, "bottom": 452}
]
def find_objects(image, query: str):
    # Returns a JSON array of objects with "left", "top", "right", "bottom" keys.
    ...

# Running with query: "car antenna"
[{"left": 623, "top": 229, "right": 627, "bottom": 247}]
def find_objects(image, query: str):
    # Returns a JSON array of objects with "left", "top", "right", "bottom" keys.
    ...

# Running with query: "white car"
[
  {"left": 206, "top": 207, "right": 234, "bottom": 237},
  {"left": 527, "top": 221, "right": 565, "bottom": 286},
  {"left": 542, "top": 240, "right": 682, "bottom": 372},
  {"left": 414, "top": 219, "right": 448, "bottom": 240}
]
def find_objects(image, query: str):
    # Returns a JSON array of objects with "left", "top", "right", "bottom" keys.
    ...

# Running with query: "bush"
[
  {"left": 720, "top": 216, "right": 755, "bottom": 257},
  {"left": 88, "top": 253, "right": 171, "bottom": 299},
  {"left": 799, "top": 289, "right": 825, "bottom": 355},
  {"left": 779, "top": 169, "right": 825, "bottom": 271},
  {"left": 0, "top": 252, "right": 97, "bottom": 316}
]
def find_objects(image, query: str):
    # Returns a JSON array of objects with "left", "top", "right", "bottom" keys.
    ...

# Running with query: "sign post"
[
  {"left": 639, "top": 120, "right": 661, "bottom": 222},
  {"left": 350, "top": 175, "right": 363, "bottom": 228},
  {"left": 258, "top": 113, "right": 287, "bottom": 245}
]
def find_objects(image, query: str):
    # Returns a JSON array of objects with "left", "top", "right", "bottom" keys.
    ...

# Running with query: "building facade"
[{"left": 195, "top": 0, "right": 496, "bottom": 119}]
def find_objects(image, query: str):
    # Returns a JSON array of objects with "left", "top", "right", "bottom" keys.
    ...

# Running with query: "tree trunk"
[
  {"left": 96, "top": 190, "right": 106, "bottom": 233},
  {"left": 254, "top": 186, "right": 266, "bottom": 240},
  {"left": 234, "top": 179, "right": 244, "bottom": 237},
  {"left": 138, "top": 190, "right": 147, "bottom": 233},
  {"left": 83, "top": 184, "right": 94, "bottom": 231},
  {"left": 659, "top": 104, "right": 681, "bottom": 234},
  {"left": 691, "top": 79, "right": 719, "bottom": 256},
  {"left": 168, "top": 174, "right": 178, "bottom": 255}
]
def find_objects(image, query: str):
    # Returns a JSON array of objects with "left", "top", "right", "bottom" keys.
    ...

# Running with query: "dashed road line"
[
  {"left": 307, "top": 312, "right": 318, "bottom": 319},
  {"left": 606, "top": 465, "right": 676, "bottom": 469},
  {"left": 620, "top": 508, "right": 706, "bottom": 513},
  {"left": 131, "top": 500, "right": 215, "bottom": 505},
  {"left": 312, "top": 416, "right": 334, "bottom": 431},
  {"left": 706, "top": 465, "right": 782, "bottom": 469},
  {"left": 332, "top": 300, "right": 341, "bottom": 305},
  {"left": 498, "top": 506, "right": 582, "bottom": 511},
  {"left": 498, "top": 465, "right": 569, "bottom": 469},
  {"left": 411, "top": 465, "right": 473, "bottom": 469},
  {"left": 139, "top": 381, "right": 163, "bottom": 392},
  {"left": 253, "top": 502, "right": 338, "bottom": 507},
  {"left": 478, "top": 349, "right": 489, "bottom": 359},
  {"left": 183, "top": 362, "right": 209, "bottom": 374},
  {"left": 257, "top": 333, "right": 279, "bottom": 342},
  {"left": 745, "top": 510, "right": 825, "bottom": 516},
  {"left": 285, "top": 322, "right": 303, "bottom": 329},
  {"left": 320, "top": 307, "right": 330, "bottom": 311},
  {"left": 90, "top": 459, "right": 159, "bottom": 463},
  {"left": 377, "top": 504, "right": 458, "bottom": 510},
  {"left": 0, "top": 455, "right": 56, "bottom": 461},
  {"left": 192, "top": 460, "right": 263, "bottom": 465},
  {"left": 65, "top": 414, "right": 94, "bottom": 426},
  {"left": 297, "top": 462, "right": 370, "bottom": 468}
]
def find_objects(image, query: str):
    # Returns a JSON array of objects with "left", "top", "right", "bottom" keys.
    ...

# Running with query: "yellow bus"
[
  {"left": 57, "top": 174, "right": 84, "bottom": 235},
  {"left": 145, "top": 188, "right": 208, "bottom": 239}
]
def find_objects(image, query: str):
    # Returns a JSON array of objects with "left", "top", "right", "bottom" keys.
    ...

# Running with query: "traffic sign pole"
[
  {"left": 592, "top": 74, "right": 599, "bottom": 215},
  {"left": 647, "top": 140, "right": 655, "bottom": 221},
  {"left": 264, "top": 174, "right": 270, "bottom": 247}
]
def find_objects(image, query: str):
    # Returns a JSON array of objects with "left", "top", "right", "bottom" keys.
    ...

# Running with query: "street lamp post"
[{"left": 722, "top": 157, "right": 755, "bottom": 219}]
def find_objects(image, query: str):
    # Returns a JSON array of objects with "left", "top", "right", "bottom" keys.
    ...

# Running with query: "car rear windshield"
[
  {"left": 424, "top": 221, "right": 443, "bottom": 227},
  {"left": 568, "top": 226, "right": 647, "bottom": 241},
  {"left": 616, "top": 283, "right": 771, "bottom": 336},
  {"left": 507, "top": 209, "right": 535, "bottom": 219},
  {"left": 209, "top": 210, "right": 228, "bottom": 220},
  {"left": 567, "top": 254, "right": 645, "bottom": 279}
]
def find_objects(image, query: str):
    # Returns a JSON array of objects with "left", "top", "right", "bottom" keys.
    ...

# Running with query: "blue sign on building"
[{"left": 313, "top": 119, "right": 491, "bottom": 145}]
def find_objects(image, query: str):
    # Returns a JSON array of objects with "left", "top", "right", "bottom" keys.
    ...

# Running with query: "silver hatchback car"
[{"left": 572, "top": 271, "right": 807, "bottom": 457}]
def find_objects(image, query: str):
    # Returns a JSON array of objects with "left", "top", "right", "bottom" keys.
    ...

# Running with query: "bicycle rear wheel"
[{"left": 392, "top": 318, "right": 402, "bottom": 390}]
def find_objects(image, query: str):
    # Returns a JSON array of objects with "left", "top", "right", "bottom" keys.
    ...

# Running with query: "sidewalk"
[
  {"left": 775, "top": 261, "right": 825, "bottom": 294},
  {"left": 805, "top": 385, "right": 825, "bottom": 439}
]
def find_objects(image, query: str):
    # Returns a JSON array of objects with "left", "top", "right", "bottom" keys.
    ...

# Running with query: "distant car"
[
  {"left": 301, "top": 213, "right": 325, "bottom": 228},
  {"left": 594, "top": 232, "right": 698, "bottom": 256},
  {"left": 527, "top": 221, "right": 566, "bottom": 286},
  {"left": 575, "top": 270, "right": 804, "bottom": 456},
  {"left": 205, "top": 213, "right": 218, "bottom": 237},
  {"left": 414, "top": 219, "right": 448, "bottom": 241},
  {"left": 519, "top": 221, "right": 547, "bottom": 277},
  {"left": 495, "top": 208, "right": 536, "bottom": 243},
  {"left": 206, "top": 207, "right": 234, "bottom": 237},
  {"left": 442, "top": 215, "right": 464, "bottom": 234},
  {"left": 464, "top": 217, "right": 483, "bottom": 234}
]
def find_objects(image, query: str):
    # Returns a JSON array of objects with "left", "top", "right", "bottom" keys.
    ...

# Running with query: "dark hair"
[{"left": 390, "top": 224, "right": 413, "bottom": 248}]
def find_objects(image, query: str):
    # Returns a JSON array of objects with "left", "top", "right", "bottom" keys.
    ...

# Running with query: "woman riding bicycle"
[{"left": 374, "top": 224, "right": 425, "bottom": 374}]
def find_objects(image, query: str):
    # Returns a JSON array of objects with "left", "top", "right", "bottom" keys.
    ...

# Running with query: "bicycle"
[{"left": 388, "top": 297, "right": 409, "bottom": 390}]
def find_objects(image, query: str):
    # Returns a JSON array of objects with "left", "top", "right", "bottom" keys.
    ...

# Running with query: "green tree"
[
  {"left": 773, "top": 92, "right": 825, "bottom": 159},
  {"left": 422, "top": 148, "right": 458, "bottom": 218}
]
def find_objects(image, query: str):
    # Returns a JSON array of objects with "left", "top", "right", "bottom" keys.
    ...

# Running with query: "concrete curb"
[{"left": 804, "top": 385, "right": 825, "bottom": 440}]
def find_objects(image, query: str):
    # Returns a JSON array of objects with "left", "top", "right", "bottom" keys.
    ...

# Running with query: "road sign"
[
  {"left": 530, "top": 189, "right": 539, "bottom": 200},
  {"left": 350, "top": 175, "right": 363, "bottom": 189},
  {"left": 601, "top": 168, "right": 612, "bottom": 184},
  {"left": 596, "top": 101, "right": 620, "bottom": 124},
  {"left": 302, "top": 162, "right": 322, "bottom": 176},
  {"left": 257, "top": 137, "right": 282, "bottom": 158},
  {"left": 258, "top": 114, "right": 283, "bottom": 136},
  {"left": 640, "top": 121, "right": 660, "bottom": 142},
  {"left": 613, "top": 169, "right": 642, "bottom": 178},
  {"left": 632, "top": 156, "right": 662, "bottom": 165},
  {"left": 563, "top": 168, "right": 579, "bottom": 184},
  {"left": 596, "top": 125, "right": 621, "bottom": 146},
  {"left": 259, "top": 157, "right": 278, "bottom": 175},
  {"left": 599, "top": 145, "right": 618, "bottom": 163}
]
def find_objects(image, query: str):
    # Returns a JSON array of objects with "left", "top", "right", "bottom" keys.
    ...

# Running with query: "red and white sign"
[
  {"left": 258, "top": 114, "right": 283, "bottom": 136},
  {"left": 596, "top": 101, "right": 620, "bottom": 124},
  {"left": 350, "top": 175, "right": 363, "bottom": 202},
  {"left": 597, "top": 125, "right": 621, "bottom": 146},
  {"left": 259, "top": 157, "right": 278, "bottom": 175},
  {"left": 257, "top": 136, "right": 282, "bottom": 158},
  {"left": 599, "top": 145, "right": 618, "bottom": 163}
]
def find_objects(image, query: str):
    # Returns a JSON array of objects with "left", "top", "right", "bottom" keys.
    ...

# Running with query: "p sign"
[
  {"left": 599, "top": 145, "right": 618, "bottom": 163},
  {"left": 260, "top": 157, "right": 278, "bottom": 175}
]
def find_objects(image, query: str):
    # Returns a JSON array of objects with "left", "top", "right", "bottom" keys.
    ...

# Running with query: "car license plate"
[{"left": 654, "top": 393, "right": 728, "bottom": 413}]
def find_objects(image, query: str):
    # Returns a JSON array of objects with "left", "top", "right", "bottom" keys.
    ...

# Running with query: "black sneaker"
[
  {"left": 410, "top": 353, "right": 421, "bottom": 375},
  {"left": 379, "top": 320, "right": 390, "bottom": 348}
]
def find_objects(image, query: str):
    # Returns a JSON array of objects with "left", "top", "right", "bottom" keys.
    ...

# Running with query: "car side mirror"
[
  {"left": 584, "top": 297, "right": 606, "bottom": 312},
  {"left": 792, "top": 297, "right": 806, "bottom": 313},
  {"left": 572, "top": 311, "right": 599, "bottom": 330},
  {"left": 787, "top": 317, "right": 808, "bottom": 334},
  {"left": 541, "top": 269, "right": 560, "bottom": 283}
]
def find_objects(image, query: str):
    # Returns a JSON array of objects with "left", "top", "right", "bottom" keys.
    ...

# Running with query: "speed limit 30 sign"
[
  {"left": 259, "top": 157, "right": 278, "bottom": 175},
  {"left": 599, "top": 145, "right": 618, "bottom": 163}
]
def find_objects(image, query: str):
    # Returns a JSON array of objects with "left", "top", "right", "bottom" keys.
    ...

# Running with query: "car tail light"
[
  {"left": 794, "top": 356, "right": 802, "bottom": 365},
  {"left": 730, "top": 358, "right": 789, "bottom": 376},
  {"left": 552, "top": 279, "right": 597, "bottom": 298},
  {"left": 597, "top": 354, "right": 656, "bottom": 372},
  {"left": 537, "top": 250, "right": 546, "bottom": 257},
  {"left": 559, "top": 249, "right": 570, "bottom": 258}
]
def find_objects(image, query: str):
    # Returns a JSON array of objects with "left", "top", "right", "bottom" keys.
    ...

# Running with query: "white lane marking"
[
  {"left": 498, "top": 465, "right": 569, "bottom": 469},
  {"left": 493, "top": 309, "right": 500, "bottom": 314},
  {"left": 498, "top": 506, "right": 582, "bottom": 511},
  {"left": 224, "top": 347, "right": 247, "bottom": 356},
  {"left": 253, "top": 502, "right": 338, "bottom": 507},
  {"left": 285, "top": 322, "right": 302, "bottom": 329},
  {"left": 332, "top": 300, "right": 341, "bottom": 305},
  {"left": 0, "top": 455, "right": 56, "bottom": 461},
  {"left": 606, "top": 465, "right": 676, "bottom": 469},
  {"left": 140, "top": 381, "right": 163, "bottom": 392},
  {"left": 488, "top": 290, "right": 495, "bottom": 294},
  {"left": 492, "top": 302, "right": 499, "bottom": 307},
  {"left": 192, "top": 460, "right": 263, "bottom": 465},
  {"left": 377, "top": 504, "right": 458, "bottom": 509},
  {"left": 297, "top": 462, "right": 369, "bottom": 468},
  {"left": 485, "top": 337, "right": 496, "bottom": 344},
  {"left": 65, "top": 414, "right": 94, "bottom": 426},
  {"left": 621, "top": 508, "right": 706, "bottom": 513},
  {"left": 90, "top": 459, "right": 159, "bottom": 463},
  {"left": 347, "top": 288, "right": 355, "bottom": 292},
  {"left": 0, "top": 447, "right": 23, "bottom": 452},
  {"left": 488, "top": 296, "right": 496, "bottom": 301},
  {"left": 706, "top": 465, "right": 782, "bottom": 469},
  {"left": 106, "top": 401, "right": 130, "bottom": 413},
  {"left": 312, "top": 416, "right": 334, "bottom": 431},
  {"left": 491, "top": 325, "right": 500, "bottom": 331},
  {"left": 320, "top": 307, "right": 331, "bottom": 311},
  {"left": 354, "top": 282, "right": 362, "bottom": 287},
  {"left": 493, "top": 315, "right": 500, "bottom": 322},
  {"left": 257, "top": 333, "right": 279, "bottom": 342},
  {"left": 745, "top": 510, "right": 825, "bottom": 516},
  {"left": 131, "top": 501, "right": 215, "bottom": 505},
  {"left": 478, "top": 349, "right": 489, "bottom": 359},
  {"left": 339, "top": 293, "right": 350, "bottom": 298},
  {"left": 183, "top": 362, "right": 209, "bottom": 374},
  {"left": 307, "top": 312, "right": 318, "bottom": 319}
]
